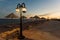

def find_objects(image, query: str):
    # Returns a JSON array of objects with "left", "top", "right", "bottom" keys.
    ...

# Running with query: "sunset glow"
[{"left": 0, "top": 0, "right": 60, "bottom": 18}]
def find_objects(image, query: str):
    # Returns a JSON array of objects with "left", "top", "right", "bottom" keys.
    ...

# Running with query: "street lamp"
[{"left": 16, "top": 3, "right": 27, "bottom": 39}]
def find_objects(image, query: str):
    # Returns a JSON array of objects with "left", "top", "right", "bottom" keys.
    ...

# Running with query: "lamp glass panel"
[
  {"left": 16, "top": 8, "right": 20, "bottom": 12},
  {"left": 22, "top": 8, "right": 27, "bottom": 12}
]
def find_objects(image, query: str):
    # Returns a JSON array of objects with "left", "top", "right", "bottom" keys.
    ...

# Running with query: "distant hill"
[{"left": 5, "top": 13, "right": 19, "bottom": 19}]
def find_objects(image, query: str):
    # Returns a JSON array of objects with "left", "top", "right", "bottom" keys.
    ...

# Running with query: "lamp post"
[{"left": 16, "top": 3, "right": 27, "bottom": 39}]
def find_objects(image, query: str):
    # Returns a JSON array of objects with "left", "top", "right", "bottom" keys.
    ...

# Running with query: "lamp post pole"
[
  {"left": 20, "top": 7, "right": 24, "bottom": 39},
  {"left": 16, "top": 3, "right": 27, "bottom": 39}
]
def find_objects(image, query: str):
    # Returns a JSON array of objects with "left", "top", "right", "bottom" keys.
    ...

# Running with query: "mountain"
[{"left": 5, "top": 13, "right": 19, "bottom": 19}]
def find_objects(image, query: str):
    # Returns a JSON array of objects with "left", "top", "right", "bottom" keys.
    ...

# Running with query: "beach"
[{"left": 0, "top": 19, "right": 60, "bottom": 40}]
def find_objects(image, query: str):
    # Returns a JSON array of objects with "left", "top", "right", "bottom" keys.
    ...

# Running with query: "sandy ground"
[
  {"left": 0, "top": 20, "right": 60, "bottom": 40},
  {"left": 23, "top": 29, "right": 60, "bottom": 40},
  {"left": 23, "top": 20, "right": 60, "bottom": 40}
]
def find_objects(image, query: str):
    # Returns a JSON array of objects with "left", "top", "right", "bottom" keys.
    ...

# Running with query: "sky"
[{"left": 0, "top": 0, "right": 60, "bottom": 18}]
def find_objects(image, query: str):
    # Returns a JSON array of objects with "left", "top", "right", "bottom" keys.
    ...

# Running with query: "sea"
[{"left": 0, "top": 19, "right": 20, "bottom": 24}]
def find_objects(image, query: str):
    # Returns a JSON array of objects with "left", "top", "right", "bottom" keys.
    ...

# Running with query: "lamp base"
[
  {"left": 18, "top": 35, "right": 25, "bottom": 39},
  {"left": 18, "top": 36, "right": 33, "bottom": 40}
]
